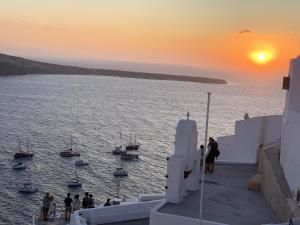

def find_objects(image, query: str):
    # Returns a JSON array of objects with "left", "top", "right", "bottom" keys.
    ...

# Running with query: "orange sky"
[{"left": 1, "top": 0, "right": 300, "bottom": 81}]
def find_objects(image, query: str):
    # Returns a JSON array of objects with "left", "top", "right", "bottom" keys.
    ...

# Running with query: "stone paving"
[{"left": 160, "top": 164, "right": 280, "bottom": 225}]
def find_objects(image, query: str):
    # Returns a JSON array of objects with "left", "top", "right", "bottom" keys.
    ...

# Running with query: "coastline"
[{"left": 0, "top": 53, "right": 227, "bottom": 85}]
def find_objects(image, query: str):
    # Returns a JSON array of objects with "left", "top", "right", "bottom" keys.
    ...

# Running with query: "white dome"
[{"left": 176, "top": 119, "right": 197, "bottom": 134}]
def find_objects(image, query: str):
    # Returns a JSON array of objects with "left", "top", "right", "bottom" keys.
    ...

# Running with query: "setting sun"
[{"left": 250, "top": 49, "right": 275, "bottom": 65}]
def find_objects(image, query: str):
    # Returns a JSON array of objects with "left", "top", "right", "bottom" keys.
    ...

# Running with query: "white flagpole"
[{"left": 199, "top": 92, "right": 211, "bottom": 225}]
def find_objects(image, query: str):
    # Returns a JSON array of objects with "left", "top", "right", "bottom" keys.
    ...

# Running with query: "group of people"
[
  {"left": 42, "top": 192, "right": 56, "bottom": 222},
  {"left": 41, "top": 192, "right": 96, "bottom": 222},
  {"left": 64, "top": 192, "right": 95, "bottom": 221},
  {"left": 200, "top": 137, "right": 220, "bottom": 174}
]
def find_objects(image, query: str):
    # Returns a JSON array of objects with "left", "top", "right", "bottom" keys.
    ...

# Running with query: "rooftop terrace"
[{"left": 159, "top": 164, "right": 280, "bottom": 225}]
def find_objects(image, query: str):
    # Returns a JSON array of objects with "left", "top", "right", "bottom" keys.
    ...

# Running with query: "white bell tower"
[{"left": 166, "top": 112, "right": 201, "bottom": 203}]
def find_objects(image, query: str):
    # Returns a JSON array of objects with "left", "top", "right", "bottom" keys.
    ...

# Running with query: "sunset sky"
[{"left": 1, "top": 0, "right": 300, "bottom": 82}]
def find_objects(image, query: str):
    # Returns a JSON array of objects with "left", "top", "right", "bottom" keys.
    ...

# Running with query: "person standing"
[
  {"left": 73, "top": 194, "right": 81, "bottom": 212},
  {"left": 49, "top": 195, "right": 57, "bottom": 222},
  {"left": 200, "top": 144, "right": 205, "bottom": 166},
  {"left": 82, "top": 192, "right": 89, "bottom": 209},
  {"left": 64, "top": 193, "right": 73, "bottom": 221},
  {"left": 88, "top": 194, "right": 95, "bottom": 208},
  {"left": 42, "top": 192, "right": 51, "bottom": 221},
  {"left": 205, "top": 137, "right": 219, "bottom": 173}
]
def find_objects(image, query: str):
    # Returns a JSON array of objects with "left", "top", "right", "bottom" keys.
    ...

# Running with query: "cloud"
[{"left": 239, "top": 29, "right": 252, "bottom": 34}]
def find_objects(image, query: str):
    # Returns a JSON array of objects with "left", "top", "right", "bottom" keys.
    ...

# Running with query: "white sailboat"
[
  {"left": 113, "top": 160, "right": 128, "bottom": 177},
  {"left": 60, "top": 135, "right": 80, "bottom": 157},
  {"left": 112, "top": 131, "right": 125, "bottom": 155},
  {"left": 67, "top": 167, "right": 82, "bottom": 187},
  {"left": 19, "top": 167, "right": 38, "bottom": 194}
]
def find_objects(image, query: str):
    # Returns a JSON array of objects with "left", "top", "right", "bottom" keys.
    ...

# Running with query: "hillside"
[{"left": 0, "top": 53, "right": 227, "bottom": 84}]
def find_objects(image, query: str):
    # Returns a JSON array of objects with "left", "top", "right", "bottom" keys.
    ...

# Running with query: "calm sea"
[{"left": 0, "top": 74, "right": 284, "bottom": 224}]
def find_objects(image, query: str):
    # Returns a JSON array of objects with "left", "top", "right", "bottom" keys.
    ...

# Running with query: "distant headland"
[{"left": 0, "top": 53, "right": 227, "bottom": 84}]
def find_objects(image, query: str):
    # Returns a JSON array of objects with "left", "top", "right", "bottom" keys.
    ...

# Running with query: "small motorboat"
[
  {"left": 60, "top": 149, "right": 80, "bottom": 157},
  {"left": 113, "top": 167, "right": 128, "bottom": 177},
  {"left": 67, "top": 177, "right": 82, "bottom": 188},
  {"left": 120, "top": 151, "right": 139, "bottom": 160},
  {"left": 75, "top": 159, "right": 89, "bottom": 166},
  {"left": 13, "top": 162, "right": 27, "bottom": 170},
  {"left": 19, "top": 182, "right": 38, "bottom": 194}
]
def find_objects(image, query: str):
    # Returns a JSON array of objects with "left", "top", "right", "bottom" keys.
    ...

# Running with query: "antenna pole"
[{"left": 199, "top": 92, "right": 211, "bottom": 225}]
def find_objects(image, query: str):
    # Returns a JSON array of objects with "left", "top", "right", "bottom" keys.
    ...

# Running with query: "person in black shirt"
[
  {"left": 104, "top": 198, "right": 111, "bottom": 207},
  {"left": 88, "top": 194, "right": 95, "bottom": 208},
  {"left": 205, "top": 137, "right": 219, "bottom": 173},
  {"left": 64, "top": 193, "right": 73, "bottom": 221},
  {"left": 82, "top": 192, "right": 89, "bottom": 209}
]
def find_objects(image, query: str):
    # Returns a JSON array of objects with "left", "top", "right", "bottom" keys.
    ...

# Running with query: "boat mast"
[
  {"left": 28, "top": 166, "right": 32, "bottom": 184},
  {"left": 70, "top": 135, "right": 73, "bottom": 150},
  {"left": 18, "top": 138, "right": 21, "bottom": 152},
  {"left": 75, "top": 166, "right": 78, "bottom": 178},
  {"left": 26, "top": 138, "right": 29, "bottom": 152},
  {"left": 134, "top": 134, "right": 136, "bottom": 145},
  {"left": 119, "top": 131, "right": 123, "bottom": 148}
]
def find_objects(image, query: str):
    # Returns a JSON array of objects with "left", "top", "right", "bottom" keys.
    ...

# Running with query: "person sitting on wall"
[
  {"left": 104, "top": 198, "right": 111, "bottom": 207},
  {"left": 205, "top": 137, "right": 219, "bottom": 173}
]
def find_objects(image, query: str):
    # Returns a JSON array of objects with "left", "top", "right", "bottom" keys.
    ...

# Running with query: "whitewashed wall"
[
  {"left": 281, "top": 111, "right": 300, "bottom": 195},
  {"left": 70, "top": 200, "right": 163, "bottom": 225},
  {"left": 150, "top": 202, "right": 229, "bottom": 225},
  {"left": 217, "top": 115, "right": 282, "bottom": 164},
  {"left": 281, "top": 55, "right": 300, "bottom": 195}
]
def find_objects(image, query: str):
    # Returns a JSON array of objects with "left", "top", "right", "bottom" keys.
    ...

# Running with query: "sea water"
[{"left": 0, "top": 74, "right": 284, "bottom": 224}]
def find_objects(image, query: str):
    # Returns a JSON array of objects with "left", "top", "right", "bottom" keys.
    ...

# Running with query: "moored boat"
[
  {"left": 125, "top": 134, "right": 140, "bottom": 150},
  {"left": 67, "top": 167, "right": 82, "bottom": 188},
  {"left": 14, "top": 139, "right": 34, "bottom": 159},
  {"left": 120, "top": 151, "right": 139, "bottom": 160},
  {"left": 19, "top": 167, "right": 38, "bottom": 194},
  {"left": 13, "top": 162, "right": 27, "bottom": 170},
  {"left": 75, "top": 159, "right": 89, "bottom": 166},
  {"left": 113, "top": 167, "right": 128, "bottom": 177},
  {"left": 60, "top": 136, "right": 80, "bottom": 157}
]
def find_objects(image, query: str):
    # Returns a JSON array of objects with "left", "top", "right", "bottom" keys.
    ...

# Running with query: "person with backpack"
[{"left": 205, "top": 137, "right": 220, "bottom": 173}]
